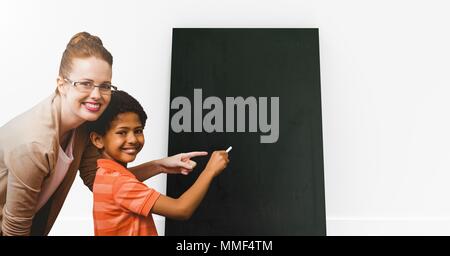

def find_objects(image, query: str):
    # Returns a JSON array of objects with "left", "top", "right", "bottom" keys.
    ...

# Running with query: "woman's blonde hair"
[{"left": 59, "top": 32, "right": 113, "bottom": 78}]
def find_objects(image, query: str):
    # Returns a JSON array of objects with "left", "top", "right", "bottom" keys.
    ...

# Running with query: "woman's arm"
[
  {"left": 128, "top": 160, "right": 163, "bottom": 182},
  {"left": 128, "top": 151, "right": 208, "bottom": 182},
  {"left": 2, "top": 143, "right": 51, "bottom": 236},
  {"left": 79, "top": 139, "right": 101, "bottom": 191},
  {"left": 151, "top": 151, "right": 229, "bottom": 220}
]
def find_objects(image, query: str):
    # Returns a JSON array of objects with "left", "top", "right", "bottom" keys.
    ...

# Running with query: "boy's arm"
[{"left": 151, "top": 151, "right": 229, "bottom": 220}]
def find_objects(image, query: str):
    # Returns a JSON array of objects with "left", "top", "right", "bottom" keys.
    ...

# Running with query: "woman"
[{"left": 0, "top": 32, "right": 206, "bottom": 236}]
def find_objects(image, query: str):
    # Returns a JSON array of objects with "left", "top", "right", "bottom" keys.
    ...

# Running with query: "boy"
[{"left": 88, "top": 90, "right": 229, "bottom": 236}]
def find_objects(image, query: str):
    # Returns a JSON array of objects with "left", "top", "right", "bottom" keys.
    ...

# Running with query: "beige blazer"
[{"left": 0, "top": 93, "right": 99, "bottom": 236}]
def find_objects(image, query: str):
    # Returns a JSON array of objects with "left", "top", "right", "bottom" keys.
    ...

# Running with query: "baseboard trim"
[
  {"left": 49, "top": 216, "right": 166, "bottom": 236},
  {"left": 50, "top": 217, "right": 450, "bottom": 236},
  {"left": 327, "top": 217, "right": 450, "bottom": 235}
]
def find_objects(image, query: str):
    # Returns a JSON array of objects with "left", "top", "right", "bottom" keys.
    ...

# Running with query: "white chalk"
[{"left": 226, "top": 146, "right": 232, "bottom": 153}]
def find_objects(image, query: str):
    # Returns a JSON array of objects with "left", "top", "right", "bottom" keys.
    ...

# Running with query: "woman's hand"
[{"left": 157, "top": 151, "right": 208, "bottom": 175}]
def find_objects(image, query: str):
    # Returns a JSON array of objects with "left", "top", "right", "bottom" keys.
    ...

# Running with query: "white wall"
[{"left": 1, "top": 0, "right": 450, "bottom": 236}]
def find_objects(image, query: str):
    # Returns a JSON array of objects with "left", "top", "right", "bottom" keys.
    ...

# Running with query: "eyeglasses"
[{"left": 64, "top": 78, "right": 117, "bottom": 95}]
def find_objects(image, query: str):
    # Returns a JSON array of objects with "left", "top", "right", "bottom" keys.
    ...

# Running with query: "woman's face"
[{"left": 58, "top": 57, "right": 113, "bottom": 124}]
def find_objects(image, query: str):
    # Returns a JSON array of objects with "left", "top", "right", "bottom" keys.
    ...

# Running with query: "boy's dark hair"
[{"left": 87, "top": 90, "right": 148, "bottom": 135}]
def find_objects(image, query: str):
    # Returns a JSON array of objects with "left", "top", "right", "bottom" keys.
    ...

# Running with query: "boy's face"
[{"left": 92, "top": 112, "right": 145, "bottom": 166}]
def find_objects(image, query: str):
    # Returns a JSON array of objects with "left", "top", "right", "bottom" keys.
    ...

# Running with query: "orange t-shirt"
[{"left": 93, "top": 159, "right": 161, "bottom": 236}]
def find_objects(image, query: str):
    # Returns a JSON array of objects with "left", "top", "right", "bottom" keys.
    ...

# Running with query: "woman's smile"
[{"left": 83, "top": 101, "right": 101, "bottom": 112}]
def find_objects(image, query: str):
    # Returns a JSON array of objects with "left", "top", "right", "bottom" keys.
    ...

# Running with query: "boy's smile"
[{"left": 100, "top": 112, "right": 145, "bottom": 166}]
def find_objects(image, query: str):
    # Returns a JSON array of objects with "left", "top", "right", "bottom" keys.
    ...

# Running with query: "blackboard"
[{"left": 166, "top": 28, "right": 326, "bottom": 235}]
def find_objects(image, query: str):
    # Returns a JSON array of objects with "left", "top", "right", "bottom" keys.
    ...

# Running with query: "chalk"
[{"left": 226, "top": 146, "right": 232, "bottom": 153}]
